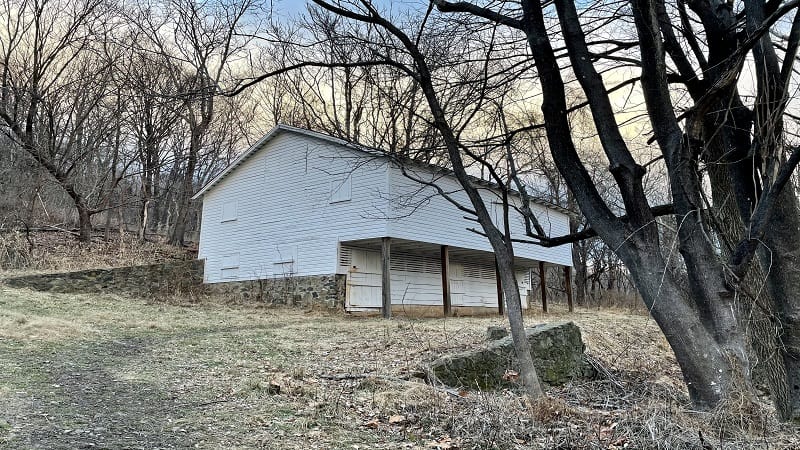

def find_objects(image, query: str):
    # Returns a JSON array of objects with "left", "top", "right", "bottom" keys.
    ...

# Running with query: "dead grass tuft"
[
  {"left": 368, "top": 379, "right": 442, "bottom": 411},
  {"left": 0, "top": 309, "right": 94, "bottom": 342},
  {"left": 529, "top": 395, "right": 581, "bottom": 424},
  {"left": 0, "top": 230, "right": 192, "bottom": 275},
  {"left": 706, "top": 385, "right": 774, "bottom": 439},
  {"left": 0, "top": 232, "right": 35, "bottom": 269}
]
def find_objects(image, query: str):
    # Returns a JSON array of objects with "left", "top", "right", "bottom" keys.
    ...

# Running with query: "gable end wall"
[{"left": 198, "top": 132, "right": 390, "bottom": 283}]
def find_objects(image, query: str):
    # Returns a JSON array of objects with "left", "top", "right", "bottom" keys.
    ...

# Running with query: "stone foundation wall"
[
  {"left": 209, "top": 274, "right": 347, "bottom": 309},
  {"left": 4, "top": 261, "right": 346, "bottom": 309},
  {"left": 3, "top": 260, "right": 204, "bottom": 296}
]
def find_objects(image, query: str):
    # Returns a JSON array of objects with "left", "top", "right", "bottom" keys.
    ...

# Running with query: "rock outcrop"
[{"left": 429, "top": 321, "right": 595, "bottom": 389}]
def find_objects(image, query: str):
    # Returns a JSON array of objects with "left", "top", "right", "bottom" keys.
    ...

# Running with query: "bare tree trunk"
[
  {"left": 572, "top": 259, "right": 587, "bottom": 307},
  {"left": 760, "top": 191, "right": 800, "bottom": 421},
  {"left": 139, "top": 167, "right": 154, "bottom": 241},
  {"left": 104, "top": 208, "right": 112, "bottom": 242},
  {"left": 170, "top": 131, "right": 200, "bottom": 246},
  {"left": 170, "top": 183, "right": 191, "bottom": 246},
  {"left": 494, "top": 243, "right": 544, "bottom": 398},
  {"left": 139, "top": 199, "right": 150, "bottom": 241},
  {"left": 621, "top": 248, "right": 750, "bottom": 408},
  {"left": 76, "top": 200, "right": 93, "bottom": 243}
]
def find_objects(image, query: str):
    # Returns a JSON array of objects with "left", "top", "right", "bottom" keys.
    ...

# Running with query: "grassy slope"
[{"left": 1, "top": 283, "right": 796, "bottom": 449}]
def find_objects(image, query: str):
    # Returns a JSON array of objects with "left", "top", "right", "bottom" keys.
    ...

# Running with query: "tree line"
[{"left": 0, "top": 0, "right": 262, "bottom": 244}]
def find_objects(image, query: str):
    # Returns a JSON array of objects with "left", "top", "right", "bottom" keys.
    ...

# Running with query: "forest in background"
[
  {"left": 5, "top": 0, "right": 800, "bottom": 422},
  {"left": 0, "top": 0, "right": 633, "bottom": 305}
]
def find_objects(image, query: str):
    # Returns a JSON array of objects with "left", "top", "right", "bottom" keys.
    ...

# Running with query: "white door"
[
  {"left": 450, "top": 261, "right": 465, "bottom": 306},
  {"left": 390, "top": 253, "right": 443, "bottom": 306},
  {"left": 347, "top": 249, "right": 382, "bottom": 309}
]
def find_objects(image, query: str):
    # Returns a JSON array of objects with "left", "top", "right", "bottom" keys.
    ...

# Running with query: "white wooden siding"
[
  {"left": 199, "top": 132, "right": 390, "bottom": 283},
  {"left": 341, "top": 246, "right": 529, "bottom": 310},
  {"left": 386, "top": 163, "right": 572, "bottom": 266},
  {"left": 197, "top": 126, "right": 572, "bottom": 286}
]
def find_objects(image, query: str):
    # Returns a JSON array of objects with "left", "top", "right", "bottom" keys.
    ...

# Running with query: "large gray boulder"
[{"left": 428, "top": 321, "right": 595, "bottom": 389}]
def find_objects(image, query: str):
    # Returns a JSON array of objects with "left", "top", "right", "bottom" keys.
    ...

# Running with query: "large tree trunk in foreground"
[
  {"left": 620, "top": 246, "right": 750, "bottom": 407},
  {"left": 760, "top": 191, "right": 800, "bottom": 421},
  {"left": 523, "top": 0, "right": 752, "bottom": 408}
]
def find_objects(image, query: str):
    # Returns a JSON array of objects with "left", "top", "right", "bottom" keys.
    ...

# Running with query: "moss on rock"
[{"left": 428, "top": 321, "right": 595, "bottom": 389}]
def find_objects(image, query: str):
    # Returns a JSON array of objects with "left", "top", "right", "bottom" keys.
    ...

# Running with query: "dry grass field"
[
  {"left": 1, "top": 284, "right": 797, "bottom": 449},
  {"left": 0, "top": 234, "right": 798, "bottom": 449}
]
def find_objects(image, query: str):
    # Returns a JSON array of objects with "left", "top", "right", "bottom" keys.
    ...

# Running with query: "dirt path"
[{"left": 2, "top": 336, "right": 202, "bottom": 449}]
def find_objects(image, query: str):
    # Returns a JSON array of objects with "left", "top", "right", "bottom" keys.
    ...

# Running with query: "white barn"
[{"left": 193, "top": 125, "right": 572, "bottom": 315}]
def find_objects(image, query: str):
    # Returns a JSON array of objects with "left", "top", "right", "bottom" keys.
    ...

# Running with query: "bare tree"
[
  {"left": 116, "top": 44, "right": 182, "bottom": 241},
  {"left": 130, "top": 0, "right": 262, "bottom": 246},
  {"left": 298, "top": 0, "right": 800, "bottom": 418},
  {"left": 0, "top": 0, "right": 133, "bottom": 241},
  {"left": 251, "top": 8, "right": 446, "bottom": 157},
  {"left": 300, "top": 0, "right": 547, "bottom": 399},
  {"left": 430, "top": 0, "right": 800, "bottom": 418}
]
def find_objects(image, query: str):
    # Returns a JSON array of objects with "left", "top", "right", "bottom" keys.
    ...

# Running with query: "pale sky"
[{"left": 271, "top": 0, "right": 422, "bottom": 19}]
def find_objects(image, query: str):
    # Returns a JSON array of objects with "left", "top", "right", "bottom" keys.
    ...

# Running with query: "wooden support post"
[
  {"left": 539, "top": 261, "right": 547, "bottom": 313},
  {"left": 381, "top": 237, "right": 392, "bottom": 319},
  {"left": 495, "top": 257, "right": 504, "bottom": 315},
  {"left": 441, "top": 245, "right": 452, "bottom": 317},
  {"left": 565, "top": 266, "right": 573, "bottom": 313}
]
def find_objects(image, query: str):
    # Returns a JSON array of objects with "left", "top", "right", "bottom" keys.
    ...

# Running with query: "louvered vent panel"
[
  {"left": 463, "top": 261, "right": 496, "bottom": 280},
  {"left": 339, "top": 246, "right": 353, "bottom": 267}
]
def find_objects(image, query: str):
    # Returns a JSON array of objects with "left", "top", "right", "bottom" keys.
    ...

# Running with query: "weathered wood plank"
[
  {"left": 539, "top": 261, "right": 547, "bottom": 313},
  {"left": 382, "top": 237, "right": 392, "bottom": 319},
  {"left": 441, "top": 245, "right": 451, "bottom": 316}
]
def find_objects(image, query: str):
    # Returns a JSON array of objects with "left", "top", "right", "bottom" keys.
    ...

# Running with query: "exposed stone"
[
  {"left": 3, "top": 260, "right": 203, "bottom": 296},
  {"left": 3, "top": 262, "right": 347, "bottom": 309},
  {"left": 486, "top": 326, "right": 509, "bottom": 341},
  {"left": 208, "top": 274, "right": 346, "bottom": 309},
  {"left": 428, "top": 321, "right": 595, "bottom": 389}
]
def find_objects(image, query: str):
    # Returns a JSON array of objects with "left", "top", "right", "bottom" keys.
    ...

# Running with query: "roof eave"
[{"left": 191, "top": 124, "right": 576, "bottom": 219}]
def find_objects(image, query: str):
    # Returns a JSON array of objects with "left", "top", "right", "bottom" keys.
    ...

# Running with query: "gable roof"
[{"left": 191, "top": 124, "right": 572, "bottom": 216}]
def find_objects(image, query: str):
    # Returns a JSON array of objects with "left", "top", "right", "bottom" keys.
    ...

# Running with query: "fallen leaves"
[
  {"left": 362, "top": 413, "right": 407, "bottom": 429},
  {"left": 502, "top": 369, "right": 519, "bottom": 382},
  {"left": 363, "top": 418, "right": 381, "bottom": 429},
  {"left": 425, "top": 435, "right": 459, "bottom": 449}
]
